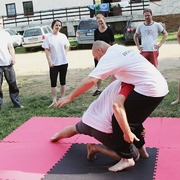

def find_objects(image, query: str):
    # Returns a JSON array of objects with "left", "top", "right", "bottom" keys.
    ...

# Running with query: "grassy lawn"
[
  {"left": 0, "top": 31, "right": 179, "bottom": 140},
  {"left": 0, "top": 72, "right": 179, "bottom": 140}
]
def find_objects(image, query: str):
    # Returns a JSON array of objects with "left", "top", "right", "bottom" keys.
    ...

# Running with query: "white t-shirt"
[
  {"left": 82, "top": 80, "right": 122, "bottom": 133},
  {"left": 42, "top": 32, "right": 70, "bottom": 65},
  {"left": 0, "top": 30, "right": 12, "bottom": 66},
  {"left": 89, "top": 44, "right": 169, "bottom": 97},
  {"left": 136, "top": 22, "right": 164, "bottom": 51}
]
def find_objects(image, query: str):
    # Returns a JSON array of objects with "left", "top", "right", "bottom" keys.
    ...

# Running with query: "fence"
[{"left": 2, "top": 1, "right": 149, "bottom": 29}]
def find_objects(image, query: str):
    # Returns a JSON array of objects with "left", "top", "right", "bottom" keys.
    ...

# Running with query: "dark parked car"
[
  {"left": 76, "top": 18, "right": 98, "bottom": 48},
  {"left": 123, "top": 20, "right": 143, "bottom": 45}
]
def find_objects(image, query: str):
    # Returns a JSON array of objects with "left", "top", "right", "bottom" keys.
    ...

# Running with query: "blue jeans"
[{"left": 0, "top": 65, "right": 21, "bottom": 108}]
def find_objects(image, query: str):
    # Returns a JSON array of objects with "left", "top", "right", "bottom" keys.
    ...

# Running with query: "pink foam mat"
[{"left": 0, "top": 116, "right": 180, "bottom": 180}]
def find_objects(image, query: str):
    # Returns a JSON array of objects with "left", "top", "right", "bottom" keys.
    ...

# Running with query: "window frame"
[
  {"left": 6, "top": 3, "right": 16, "bottom": 17},
  {"left": 23, "top": 1, "right": 34, "bottom": 16}
]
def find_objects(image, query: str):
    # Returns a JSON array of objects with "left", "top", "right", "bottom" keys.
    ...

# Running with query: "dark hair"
[
  {"left": 51, "top": 19, "right": 62, "bottom": 29},
  {"left": 143, "top": 8, "right": 152, "bottom": 15}
]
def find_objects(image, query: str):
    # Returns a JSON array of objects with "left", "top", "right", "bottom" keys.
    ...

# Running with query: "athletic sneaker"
[{"left": 92, "top": 90, "right": 101, "bottom": 96}]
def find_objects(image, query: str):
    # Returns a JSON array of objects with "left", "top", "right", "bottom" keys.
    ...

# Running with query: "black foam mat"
[{"left": 44, "top": 144, "right": 158, "bottom": 180}]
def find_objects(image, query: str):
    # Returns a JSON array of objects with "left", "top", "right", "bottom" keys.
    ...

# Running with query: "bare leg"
[
  {"left": 108, "top": 158, "right": 135, "bottom": 172},
  {"left": 49, "top": 87, "right": 57, "bottom": 107},
  {"left": 171, "top": 80, "right": 180, "bottom": 105},
  {"left": 139, "top": 145, "right": 149, "bottom": 158},
  {"left": 96, "top": 80, "right": 102, "bottom": 90},
  {"left": 87, "top": 143, "right": 121, "bottom": 161},
  {"left": 60, "top": 85, "right": 66, "bottom": 97},
  {"left": 50, "top": 125, "right": 78, "bottom": 142}
]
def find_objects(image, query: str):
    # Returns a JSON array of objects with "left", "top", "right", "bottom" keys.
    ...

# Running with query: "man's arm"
[
  {"left": 134, "top": 33, "right": 142, "bottom": 52},
  {"left": 54, "top": 76, "right": 98, "bottom": 108},
  {"left": 8, "top": 43, "right": 15, "bottom": 65},
  {"left": 177, "top": 26, "right": 180, "bottom": 45},
  {"left": 156, "top": 29, "right": 168, "bottom": 49},
  {"left": 113, "top": 94, "right": 139, "bottom": 143},
  {"left": 113, "top": 83, "right": 139, "bottom": 143}
]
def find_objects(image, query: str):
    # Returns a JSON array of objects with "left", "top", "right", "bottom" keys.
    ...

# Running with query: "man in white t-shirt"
[
  {"left": 52, "top": 81, "right": 142, "bottom": 170},
  {"left": 134, "top": 8, "right": 168, "bottom": 67},
  {"left": 0, "top": 18, "right": 23, "bottom": 109},
  {"left": 54, "top": 40, "right": 169, "bottom": 172}
]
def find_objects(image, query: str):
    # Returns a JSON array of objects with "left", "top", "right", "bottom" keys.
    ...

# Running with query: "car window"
[
  {"left": 78, "top": 20, "right": 97, "bottom": 30},
  {"left": 46, "top": 26, "right": 53, "bottom": 33},
  {"left": 43, "top": 27, "right": 49, "bottom": 34},
  {"left": 23, "top": 28, "right": 42, "bottom": 37},
  {"left": 9, "top": 29, "right": 17, "bottom": 35}
]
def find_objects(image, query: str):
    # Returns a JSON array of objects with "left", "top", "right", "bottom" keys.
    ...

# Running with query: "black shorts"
[
  {"left": 76, "top": 121, "right": 117, "bottom": 150},
  {"left": 50, "top": 63, "right": 68, "bottom": 87}
]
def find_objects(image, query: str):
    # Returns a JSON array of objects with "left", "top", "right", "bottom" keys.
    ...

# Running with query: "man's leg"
[
  {"left": 171, "top": 80, "right": 180, "bottom": 105},
  {"left": 4, "top": 66, "right": 21, "bottom": 107},
  {"left": 87, "top": 143, "right": 121, "bottom": 161},
  {"left": 50, "top": 125, "right": 78, "bottom": 142},
  {"left": 124, "top": 90, "right": 164, "bottom": 155},
  {"left": 0, "top": 68, "right": 3, "bottom": 109}
]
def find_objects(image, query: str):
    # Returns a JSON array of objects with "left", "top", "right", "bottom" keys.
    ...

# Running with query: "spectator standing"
[
  {"left": 92, "top": 13, "right": 115, "bottom": 96},
  {"left": 171, "top": 26, "right": 180, "bottom": 105},
  {"left": 0, "top": 17, "right": 23, "bottom": 109},
  {"left": 134, "top": 8, "right": 168, "bottom": 67},
  {"left": 42, "top": 19, "right": 70, "bottom": 107}
]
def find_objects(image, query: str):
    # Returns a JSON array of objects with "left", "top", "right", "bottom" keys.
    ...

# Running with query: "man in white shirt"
[
  {"left": 54, "top": 40, "right": 169, "bottom": 172},
  {"left": 0, "top": 18, "right": 23, "bottom": 109},
  {"left": 134, "top": 8, "right": 168, "bottom": 67}
]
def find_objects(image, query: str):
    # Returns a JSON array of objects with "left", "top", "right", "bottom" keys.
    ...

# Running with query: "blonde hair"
[{"left": 95, "top": 14, "right": 105, "bottom": 20}]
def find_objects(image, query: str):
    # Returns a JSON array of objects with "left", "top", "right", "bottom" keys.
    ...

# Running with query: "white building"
[
  {"left": 0, "top": 0, "right": 93, "bottom": 16},
  {"left": 0, "top": 0, "right": 179, "bottom": 35},
  {"left": 0, "top": 0, "right": 180, "bottom": 17}
]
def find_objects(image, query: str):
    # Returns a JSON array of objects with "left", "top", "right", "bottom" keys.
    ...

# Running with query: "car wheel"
[{"left": 78, "top": 44, "right": 82, "bottom": 49}]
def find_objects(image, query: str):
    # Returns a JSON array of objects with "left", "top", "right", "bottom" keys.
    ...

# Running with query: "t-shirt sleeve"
[
  {"left": 42, "top": 35, "right": 49, "bottom": 49},
  {"left": 119, "top": 82, "right": 134, "bottom": 98},
  {"left": 64, "top": 34, "right": 70, "bottom": 47}
]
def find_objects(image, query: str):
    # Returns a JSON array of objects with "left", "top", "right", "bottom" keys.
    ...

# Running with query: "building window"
[
  {"left": 6, "top": 3, "right": 16, "bottom": 17},
  {"left": 23, "top": 1, "right": 34, "bottom": 16}
]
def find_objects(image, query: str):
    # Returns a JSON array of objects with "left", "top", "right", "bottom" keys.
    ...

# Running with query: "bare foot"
[
  {"left": 50, "top": 132, "right": 61, "bottom": 142},
  {"left": 87, "top": 143, "right": 97, "bottom": 161},
  {"left": 171, "top": 99, "right": 180, "bottom": 105},
  {"left": 139, "top": 145, "right": 149, "bottom": 158},
  {"left": 108, "top": 158, "right": 135, "bottom": 172}
]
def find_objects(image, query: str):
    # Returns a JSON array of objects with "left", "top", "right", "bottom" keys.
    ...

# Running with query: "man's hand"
[
  {"left": 124, "top": 131, "right": 140, "bottom": 143},
  {"left": 54, "top": 95, "right": 71, "bottom": 108}
]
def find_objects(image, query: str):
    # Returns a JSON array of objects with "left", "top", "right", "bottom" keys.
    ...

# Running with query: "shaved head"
[{"left": 92, "top": 41, "right": 110, "bottom": 60}]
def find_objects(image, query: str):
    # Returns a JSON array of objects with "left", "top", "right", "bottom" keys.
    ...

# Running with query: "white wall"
[
  {"left": 0, "top": 0, "right": 93, "bottom": 15},
  {"left": 1, "top": 0, "right": 180, "bottom": 16},
  {"left": 149, "top": 0, "right": 180, "bottom": 15}
]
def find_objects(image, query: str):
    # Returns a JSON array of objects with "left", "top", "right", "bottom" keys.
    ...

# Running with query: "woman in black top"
[{"left": 93, "top": 13, "right": 115, "bottom": 96}]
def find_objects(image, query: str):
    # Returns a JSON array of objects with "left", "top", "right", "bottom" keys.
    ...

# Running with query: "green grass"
[
  {"left": 158, "top": 31, "right": 178, "bottom": 41},
  {"left": 0, "top": 73, "right": 179, "bottom": 140}
]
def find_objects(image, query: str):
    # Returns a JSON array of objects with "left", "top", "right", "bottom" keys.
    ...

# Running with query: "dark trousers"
[
  {"left": 112, "top": 90, "right": 165, "bottom": 158},
  {"left": 50, "top": 63, "right": 68, "bottom": 87},
  {"left": 0, "top": 65, "right": 21, "bottom": 108}
]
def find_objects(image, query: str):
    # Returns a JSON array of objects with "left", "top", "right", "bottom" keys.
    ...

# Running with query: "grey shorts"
[{"left": 76, "top": 120, "right": 117, "bottom": 150}]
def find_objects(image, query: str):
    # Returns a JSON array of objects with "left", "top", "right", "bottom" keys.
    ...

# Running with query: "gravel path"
[{"left": 14, "top": 42, "right": 180, "bottom": 81}]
